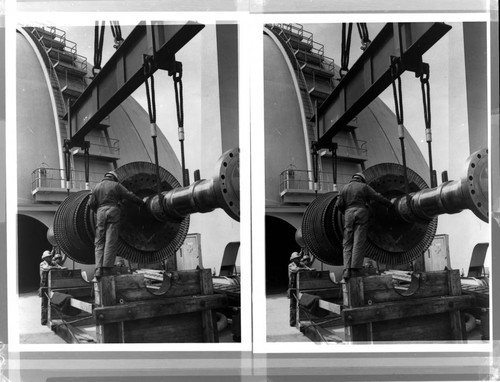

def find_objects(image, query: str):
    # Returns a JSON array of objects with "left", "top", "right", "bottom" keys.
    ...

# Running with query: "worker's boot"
[
  {"left": 342, "top": 268, "right": 351, "bottom": 282},
  {"left": 91, "top": 268, "right": 102, "bottom": 283}
]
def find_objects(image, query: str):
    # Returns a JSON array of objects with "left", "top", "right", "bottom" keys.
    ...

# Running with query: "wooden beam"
[
  {"left": 95, "top": 276, "right": 123, "bottom": 343},
  {"left": 343, "top": 277, "right": 371, "bottom": 341},
  {"left": 49, "top": 291, "right": 94, "bottom": 313},
  {"left": 94, "top": 294, "right": 226, "bottom": 325},
  {"left": 342, "top": 295, "right": 474, "bottom": 325},
  {"left": 298, "top": 292, "right": 342, "bottom": 315},
  {"left": 199, "top": 269, "right": 219, "bottom": 342}
]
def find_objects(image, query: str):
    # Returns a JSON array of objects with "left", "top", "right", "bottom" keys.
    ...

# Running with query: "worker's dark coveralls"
[
  {"left": 89, "top": 178, "right": 143, "bottom": 269},
  {"left": 339, "top": 179, "right": 391, "bottom": 271},
  {"left": 39, "top": 259, "right": 53, "bottom": 325},
  {"left": 288, "top": 260, "right": 311, "bottom": 326}
]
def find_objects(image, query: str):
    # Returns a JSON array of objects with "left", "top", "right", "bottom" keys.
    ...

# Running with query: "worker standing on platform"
[
  {"left": 288, "top": 251, "right": 314, "bottom": 326},
  {"left": 336, "top": 172, "right": 392, "bottom": 281},
  {"left": 89, "top": 171, "right": 145, "bottom": 279}
]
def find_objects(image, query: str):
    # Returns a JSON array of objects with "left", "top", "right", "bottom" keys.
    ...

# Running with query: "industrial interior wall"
[
  {"left": 171, "top": 24, "right": 240, "bottom": 274},
  {"left": 431, "top": 23, "right": 490, "bottom": 275},
  {"left": 263, "top": 33, "right": 310, "bottom": 207}
]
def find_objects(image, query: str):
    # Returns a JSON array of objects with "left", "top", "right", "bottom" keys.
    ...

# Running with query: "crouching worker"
[
  {"left": 288, "top": 251, "right": 314, "bottom": 327},
  {"left": 89, "top": 171, "right": 145, "bottom": 279}
]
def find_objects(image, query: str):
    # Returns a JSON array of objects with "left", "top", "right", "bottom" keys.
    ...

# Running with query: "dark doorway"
[
  {"left": 265, "top": 215, "right": 300, "bottom": 295},
  {"left": 18, "top": 214, "right": 50, "bottom": 293}
]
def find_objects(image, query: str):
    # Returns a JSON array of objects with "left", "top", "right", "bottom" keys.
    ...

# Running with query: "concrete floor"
[
  {"left": 265, "top": 292, "right": 487, "bottom": 344},
  {"left": 266, "top": 292, "right": 313, "bottom": 342},
  {"left": 18, "top": 292, "right": 235, "bottom": 344},
  {"left": 19, "top": 292, "right": 67, "bottom": 344}
]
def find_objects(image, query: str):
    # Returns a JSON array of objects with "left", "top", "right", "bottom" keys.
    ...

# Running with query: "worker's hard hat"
[
  {"left": 104, "top": 171, "right": 119, "bottom": 181},
  {"left": 352, "top": 172, "right": 366, "bottom": 183},
  {"left": 42, "top": 250, "right": 52, "bottom": 259},
  {"left": 290, "top": 252, "right": 301, "bottom": 261}
]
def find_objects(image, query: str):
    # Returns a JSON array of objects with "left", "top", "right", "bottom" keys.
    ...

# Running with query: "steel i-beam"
[
  {"left": 67, "top": 21, "right": 204, "bottom": 147},
  {"left": 317, "top": 22, "right": 451, "bottom": 148}
]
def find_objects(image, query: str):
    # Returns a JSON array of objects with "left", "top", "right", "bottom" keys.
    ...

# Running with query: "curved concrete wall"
[
  {"left": 264, "top": 34, "right": 309, "bottom": 207},
  {"left": 16, "top": 32, "right": 61, "bottom": 206}
]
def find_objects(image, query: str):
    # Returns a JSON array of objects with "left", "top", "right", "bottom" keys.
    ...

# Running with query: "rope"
[
  {"left": 44, "top": 292, "right": 80, "bottom": 343},
  {"left": 93, "top": 21, "right": 105, "bottom": 77},
  {"left": 173, "top": 62, "right": 188, "bottom": 186},
  {"left": 419, "top": 64, "right": 435, "bottom": 187},
  {"left": 291, "top": 293, "right": 328, "bottom": 343},
  {"left": 340, "top": 23, "right": 353, "bottom": 77},
  {"left": 390, "top": 58, "right": 411, "bottom": 200}
]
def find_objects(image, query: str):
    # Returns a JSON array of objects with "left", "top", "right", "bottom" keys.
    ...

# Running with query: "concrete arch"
[
  {"left": 17, "top": 214, "right": 51, "bottom": 293},
  {"left": 265, "top": 215, "right": 300, "bottom": 294}
]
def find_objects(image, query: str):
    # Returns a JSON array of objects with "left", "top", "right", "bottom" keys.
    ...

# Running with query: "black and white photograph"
[
  {"left": 261, "top": 21, "right": 490, "bottom": 344},
  {"left": 0, "top": 1, "right": 498, "bottom": 381},
  {"left": 13, "top": 17, "right": 245, "bottom": 346}
]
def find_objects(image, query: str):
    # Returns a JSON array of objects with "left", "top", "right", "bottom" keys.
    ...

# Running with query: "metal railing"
[
  {"left": 30, "top": 26, "right": 76, "bottom": 55},
  {"left": 29, "top": 26, "right": 88, "bottom": 74},
  {"left": 279, "top": 168, "right": 350, "bottom": 194},
  {"left": 32, "top": 167, "right": 102, "bottom": 192}
]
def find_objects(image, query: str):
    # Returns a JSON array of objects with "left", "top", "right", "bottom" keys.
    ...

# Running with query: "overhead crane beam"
[
  {"left": 317, "top": 22, "right": 451, "bottom": 148},
  {"left": 67, "top": 21, "right": 204, "bottom": 147}
]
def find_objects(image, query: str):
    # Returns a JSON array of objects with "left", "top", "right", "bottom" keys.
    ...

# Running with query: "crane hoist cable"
[
  {"left": 93, "top": 21, "right": 105, "bottom": 77},
  {"left": 63, "top": 140, "right": 71, "bottom": 193},
  {"left": 331, "top": 142, "right": 338, "bottom": 192},
  {"left": 172, "top": 62, "right": 188, "bottom": 187},
  {"left": 143, "top": 58, "right": 162, "bottom": 197},
  {"left": 311, "top": 141, "right": 320, "bottom": 196},
  {"left": 340, "top": 23, "right": 353, "bottom": 77},
  {"left": 356, "top": 23, "right": 371, "bottom": 50},
  {"left": 110, "top": 21, "right": 124, "bottom": 49},
  {"left": 83, "top": 141, "right": 90, "bottom": 189},
  {"left": 419, "top": 64, "right": 435, "bottom": 187},
  {"left": 390, "top": 58, "right": 411, "bottom": 202}
]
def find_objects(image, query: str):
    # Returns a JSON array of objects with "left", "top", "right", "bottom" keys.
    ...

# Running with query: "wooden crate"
[
  {"left": 342, "top": 270, "right": 474, "bottom": 342},
  {"left": 44, "top": 268, "right": 226, "bottom": 343},
  {"left": 47, "top": 269, "right": 95, "bottom": 327},
  {"left": 93, "top": 268, "right": 226, "bottom": 343},
  {"left": 295, "top": 271, "right": 343, "bottom": 333}
]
